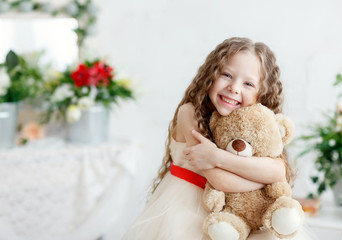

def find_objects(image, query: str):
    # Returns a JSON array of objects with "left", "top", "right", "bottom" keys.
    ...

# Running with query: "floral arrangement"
[
  {"left": 298, "top": 74, "right": 342, "bottom": 199},
  {"left": 43, "top": 59, "right": 134, "bottom": 123},
  {"left": 0, "top": 50, "right": 45, "bottom": 103},
  {"left": 0, "top": 0, "right": 98, "bottom": 48}
]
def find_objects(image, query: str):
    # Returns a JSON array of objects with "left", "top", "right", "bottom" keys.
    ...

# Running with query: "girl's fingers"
[
  {"left": 183, "top": 147, "right": 190, "bottom": 155},
  {"left": 191, "top": 130, "right": 209, "bottom": 143}
]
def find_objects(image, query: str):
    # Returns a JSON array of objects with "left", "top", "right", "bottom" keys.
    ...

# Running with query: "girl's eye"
[
  {"left": 245, "top": 82, "right": 254, "bottom": 87},
  {"left": 223, "top": 73, "right": 232, "bottom": 79}
]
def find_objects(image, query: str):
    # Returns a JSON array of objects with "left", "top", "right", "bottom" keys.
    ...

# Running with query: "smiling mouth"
[{"left": 220, "top": 95, "right": 240, "bottom": 106}]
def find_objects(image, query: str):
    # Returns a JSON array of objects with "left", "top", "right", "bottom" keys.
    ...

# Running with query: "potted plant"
[
  {"left": 298, "top": 74, "right": 342, "bottom": 206},
  {"left": 0, "top": 50, "right": 45, "bottom": 149},
  {"left": 43, "top": 59, "right": 134, "bottom": 143}
]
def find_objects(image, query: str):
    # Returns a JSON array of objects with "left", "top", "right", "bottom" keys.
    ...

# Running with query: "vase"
[
  {"left": 67, "top": 104, "right": 109, "bottom": 144},
  {"left": 0, "top": 102, "right": 18, "bottom": 149},
  {"left": 333, "top": 178, "right": 342, "bottom": 206}
]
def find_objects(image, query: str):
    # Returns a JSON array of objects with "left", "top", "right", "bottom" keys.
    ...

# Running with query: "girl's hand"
[{"left": 183, "top": 130, "right": 218, "bottom": 170}]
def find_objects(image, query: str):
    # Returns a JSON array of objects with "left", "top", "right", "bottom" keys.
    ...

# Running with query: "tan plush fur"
[{"left": 203, "top": 103, "right": 304, "bottom": 240}]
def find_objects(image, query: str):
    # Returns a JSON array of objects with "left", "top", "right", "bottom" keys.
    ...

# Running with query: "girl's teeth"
[{"left": 222, "top": 96, "right": 239, "bottom": 105}]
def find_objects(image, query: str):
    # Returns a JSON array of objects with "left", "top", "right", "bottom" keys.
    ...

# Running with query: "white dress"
[{"left": 123, "top": 138, "right": 319, "bottom": 240}]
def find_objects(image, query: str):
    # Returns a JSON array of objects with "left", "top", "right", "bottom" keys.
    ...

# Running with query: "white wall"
[{"left": 90, "top": 0, "right": 342, "bottom": 200}]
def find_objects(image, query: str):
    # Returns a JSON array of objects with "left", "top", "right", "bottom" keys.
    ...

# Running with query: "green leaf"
[
  {"left": 329, "top": 180, "right": 337, "bottom": 189},
  {"left": 307, "top": 193, "right": 315, "bottom": 199},
  {"left": 5, "top": 50, "right": 19, "bottom": 69},
  {"left": 334, "top": 74, "right": 342, "bottom": 86},
  {"left": 297, "top": 147, "right": 315, "bottom": 158},
  {"left": 311, "top": 176, "right": 319, "bottom": 183},
  {"left": 318, "top": 182, "right": 326, "bottom": 194}
]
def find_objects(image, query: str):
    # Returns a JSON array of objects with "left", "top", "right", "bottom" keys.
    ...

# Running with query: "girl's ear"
[
  {"left": 275, "top": 114, "right": 295, "bottom": 145},
  {"left": 209, "top": 111, "right": 220, "bottom": 133}
]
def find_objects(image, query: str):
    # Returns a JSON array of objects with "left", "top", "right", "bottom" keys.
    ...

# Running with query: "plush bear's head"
[{"left": 209, "top": 103, "right": 294, "bottom": 158}]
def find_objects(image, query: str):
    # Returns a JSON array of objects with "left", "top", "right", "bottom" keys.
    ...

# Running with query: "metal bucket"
[
  {"left": 0, "top": 102, "right": 18, "bottom": 149},
  {"left": 67, "top": 104, "right": 109, "bottom": 144},
  {"left": 333, "top": 178, "right": 342, "bottom": 206}
]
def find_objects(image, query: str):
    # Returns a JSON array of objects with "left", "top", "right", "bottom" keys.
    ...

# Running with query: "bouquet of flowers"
[
  {"left": 0, "top": 50, "right": 45, "bottom": 103},
  {"left": 43, "top": 59, "right": 134, "bottom": 123},
  {"left": 298, "top": 74, "right": 342, "bottom": 199}
]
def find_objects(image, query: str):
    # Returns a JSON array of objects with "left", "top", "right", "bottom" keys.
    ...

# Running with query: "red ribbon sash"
[{"left": 170, "top": 161, "right": 207, "bottom": 189}]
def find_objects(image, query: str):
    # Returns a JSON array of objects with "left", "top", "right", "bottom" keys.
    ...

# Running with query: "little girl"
[{"left": 123, "top": 37, "right": 317, "bottom": 240}]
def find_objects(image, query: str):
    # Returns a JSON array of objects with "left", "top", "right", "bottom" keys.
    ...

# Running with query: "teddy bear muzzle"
[{"left": 226, "top": 138, "right": 253, "bottom": 157}]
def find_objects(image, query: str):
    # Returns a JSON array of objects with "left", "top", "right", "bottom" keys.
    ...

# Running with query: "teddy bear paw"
[
  {"left": 208, "top": 222, "right": 240, "bottom": 240},
  {"left": 204, "top": 189, "right": 226, "bottom": 212},
  {"left": 271, "top": 207, "right": 301, "bottom": 235}
]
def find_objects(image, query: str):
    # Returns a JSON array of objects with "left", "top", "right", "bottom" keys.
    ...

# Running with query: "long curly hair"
[{"left": 151, "top": 37, "right": 293, "bottom": 193}]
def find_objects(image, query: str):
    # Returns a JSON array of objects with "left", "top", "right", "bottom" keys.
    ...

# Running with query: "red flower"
[
  {"left": 71, "top": 61, "right": 114, "bottom": 87},
  {"left": 71, "top": 64, "right": 90, "bottom": 87},
  {"left": 88, "top": 61, "right": 113, "bottom": 86}
]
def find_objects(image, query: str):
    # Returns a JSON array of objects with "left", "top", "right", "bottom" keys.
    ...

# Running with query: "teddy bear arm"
[
  {"left": 265, "top": 182, "right": 292, "bottom": 199},
  {"left": 203, "top": 183, "right": 226, "bottom": 212}
]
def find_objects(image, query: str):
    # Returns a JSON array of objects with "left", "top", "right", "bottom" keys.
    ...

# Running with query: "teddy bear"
[{"left": 203, "top": 103, "right": 304, "bottom": 240}]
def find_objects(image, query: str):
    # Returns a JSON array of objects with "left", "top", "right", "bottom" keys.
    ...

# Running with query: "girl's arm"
[
  {"left": 176, "top": 103, "right": 265, "bottom": 192},
  {"left": 183, "top": 130, "right": 287, "bottom": 184},
  {"left": 203, "top": 168, "right": 265, "bottom": 192}
]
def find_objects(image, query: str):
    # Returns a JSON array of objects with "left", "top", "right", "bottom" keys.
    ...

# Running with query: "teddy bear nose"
[{"left": 232, "top": 139, "right": 246, "bottom": 152}]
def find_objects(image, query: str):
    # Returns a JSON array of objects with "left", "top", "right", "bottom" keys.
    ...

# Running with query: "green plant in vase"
[
  {"left": 0, "top": 50, "right": 46, "bottom": 148},
  {"left": 298, "top": 74, "right": 342, "bottom": 205}
]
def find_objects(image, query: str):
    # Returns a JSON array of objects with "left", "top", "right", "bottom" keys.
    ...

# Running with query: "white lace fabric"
[{"left": 0, "top": 137, "right": 141, "bottom": 240}]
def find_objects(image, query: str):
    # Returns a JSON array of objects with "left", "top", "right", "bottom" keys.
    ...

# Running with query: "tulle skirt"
[
  {"left": 123, "top": 172, "right": 209, "bottom": 239},
  {"left": 123, "top": 172, "right": 319, "bottom": 240}
]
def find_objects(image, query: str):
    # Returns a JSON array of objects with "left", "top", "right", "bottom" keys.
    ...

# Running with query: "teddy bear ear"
[
  {"left": 209, "top": 111, "right": 220, "bottom": 133},
  {"left": 275, "top": 114, "right": 295, "bottom": 145}
]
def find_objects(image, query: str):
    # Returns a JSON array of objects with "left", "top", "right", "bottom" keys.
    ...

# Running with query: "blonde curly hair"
[{"left": 152, "top": 37, "right": 293, "bottom": 193}]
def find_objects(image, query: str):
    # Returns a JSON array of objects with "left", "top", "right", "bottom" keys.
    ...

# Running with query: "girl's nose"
[{"left": 227, "top": 82, "right": 240, "bottom": 94}]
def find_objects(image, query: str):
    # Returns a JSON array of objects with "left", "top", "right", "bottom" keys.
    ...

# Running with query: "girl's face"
[{"left": 209, "top": 51, "right": 261, "bottom": 116}]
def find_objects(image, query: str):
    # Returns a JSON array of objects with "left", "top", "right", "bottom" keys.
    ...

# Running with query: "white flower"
[
  {"left": 0, "top": 87, "right": 7, "bottom": 96},
  {"left": 337, "top": 115, "right": 342, "bottom": 127},
  {"left": 81, "top": 87, "right": 89, "bottom": 94},
  {"left": 18, "top": 1, "right": 33, "bottom": 12},
  {"left": 65, "top": 2, "right": 78, "bottom": 16},
  {"left": 66, "top": 105, "right": 82, "bottom": 123},
  {"left": 41, "top": 2, "right": 54, "bottom": 13},
  {"left": 71, "top": 97, "right": 78, "bottom": 104},
  {"left": 78, "top": 96, "right": 94, "bottom": 110},
  {"left": 43, "top": 68, "right": 62, "bottom": 82},
  {"left": 86, "top": 3, "right": 98, "bottom": 16},
  {"left": 0, "top": 68, "right": 10, "bottom": 88},
  {"left": 51, "top": 84, "right": 74, "bottom": 102},
  {"left": 86, "top": 24, "right": 97, "bottom": 36},
  {"left": 27, "top": 77, "right": 35, "bottom": 85},
  {"left": 329, "top": 139, "right": 336, "bottom": 147},
  {"left": 22, "top": 51, "right": 42, "bottom": 69},
  {"left": 337, "top": 99, "right": 342, "bottom": 113},
  {"left": 332, "top": 151, "right": 339, "bottom": 161},
  {"left": 117, "top": 78, "right": 132, "bottom": 89},
  {"left": 0, "top": 68, "right": 10, "bottom": 96}
]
